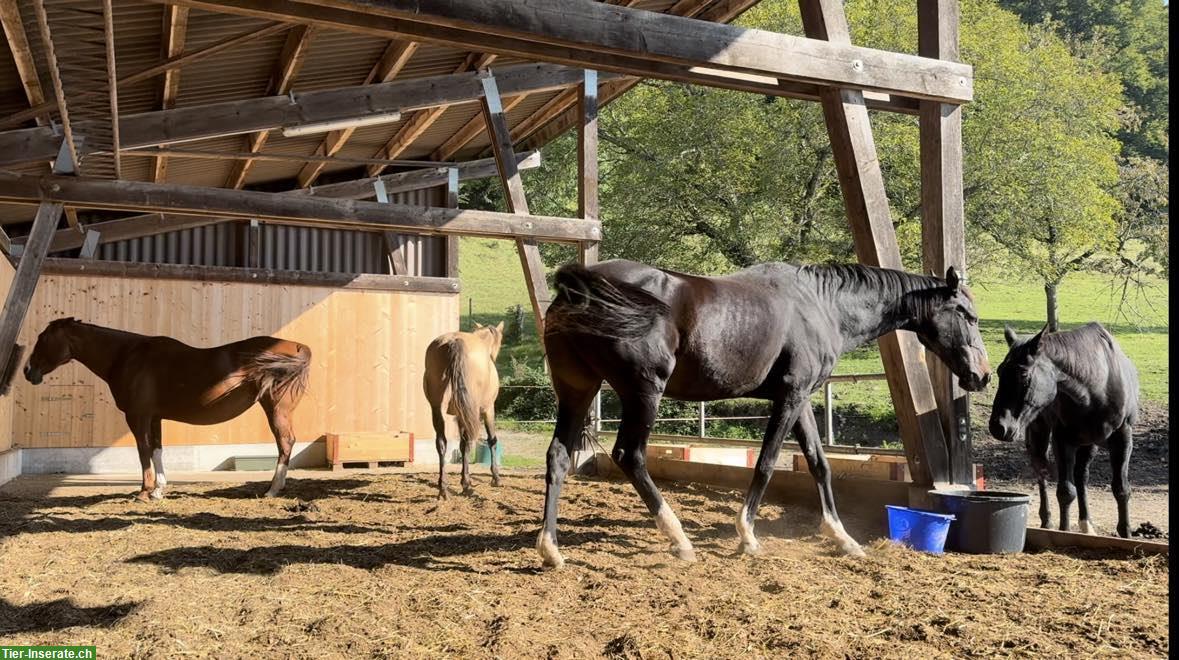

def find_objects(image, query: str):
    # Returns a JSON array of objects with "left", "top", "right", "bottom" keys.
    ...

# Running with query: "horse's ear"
[
  {"left": 495, "top": 320, "right": 504, "bottom": 333},
  {"left": 473, "top": 321, "right": 484, "bottom": 329},
  {"left": 1027, "top": 324, "right": 1047, "bottom": 354},
  {"left": 945, "top": 266, "right": 961, "bottom": 290},
  {"left": 1003, "top": 324, "right": 1018, "bottom": 347}
]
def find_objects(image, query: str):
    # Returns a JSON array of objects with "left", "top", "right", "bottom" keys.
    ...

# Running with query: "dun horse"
[
  {"left": 24, "top": 318, "right": 311, "bottom": 501},
  {"left": 989, "top": 323, "right": 1139, "bottom": 537},
  {"left": 539, "top": 260, "right": 991, "bottom": 568},
  {"left": 423, "top": 321, "right": 504, "bottom": 500}
]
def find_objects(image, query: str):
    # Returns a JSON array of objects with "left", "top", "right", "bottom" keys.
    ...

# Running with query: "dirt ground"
[{"left": 0, "top": 467, "right": 1168, "bottom": 658}]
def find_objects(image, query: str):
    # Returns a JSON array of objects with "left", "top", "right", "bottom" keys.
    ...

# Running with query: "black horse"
[
  {"left": 989, "top": 323, "right": 1139, "bottom": 537},
  {"left": 538, "top": 259, "right": 992, "bottom": 568}
]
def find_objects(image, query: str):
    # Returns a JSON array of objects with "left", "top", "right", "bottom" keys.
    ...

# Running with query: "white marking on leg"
[
  {"left": 1079, "top": 519, "right": 1094, "bottom": 535},
  {"left": 820, "top": 513, "right": 865, "bottom": 557},
  {"left": 735, "top": 505, "right": 761, "bottom": 555},
  {"left": 655, "top": 503, "right": 696, "bottom": 562},
  {"left": 537, "top": 529, "right": 565, "bottom": 569},
  {"left": 150, "top": 449, "right": 166, "bottom": 500},
  {"left": 266, "top": 463, "right": 288, "bottom": 497}
]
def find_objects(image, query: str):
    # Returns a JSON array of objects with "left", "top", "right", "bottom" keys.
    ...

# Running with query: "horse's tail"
[
  {"left": 545, "top": 264, "right": 670, "bottom": 341},
  {"left": 247, "top": 345, "right": 312, "bottom": 403},
  {"left": 445, "top": 345, "right": 482, "bottom": 443}
]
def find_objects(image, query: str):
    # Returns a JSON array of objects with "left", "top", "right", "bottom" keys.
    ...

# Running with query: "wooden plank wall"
[
  {"left": 9, "top": 272, "right": 459, "bottom": 448},
  {"left": 0, "top": 256, "right": 14, "bottom": 452}
]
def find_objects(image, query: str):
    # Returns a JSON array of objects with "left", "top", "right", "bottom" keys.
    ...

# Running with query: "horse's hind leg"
[
  {"left": 1053, "top": 439, "right": 1077, "bottom": 532},
  {"left": 792, "top": 404, "right": 863, "bottom": 557},
  {"left": 459, "top": 427, "right": 474, "bottom": 496},
  {"left": 537, "top": 379, "right": 597, "bottom": 569},
  {"left": 149, "top": 417, "right": 167, "bottom": 500},
  {"left": 484, "top": 407, "right": 501, "bottom": 487},
  {"left": 1109, "top": 423, "right": 1133, "bottom": 538},
  {"left": 430, "top": 403, "right": 449, "bottom": 501},
  {"left": 1073, "top": 444, "right": 1096, "bottom": 534},
  {"left": 261, "top": 393, "right": 296, "bottom": 497},
  {"left": 611, "top": 388, "right": 696, "bottom": 563}
]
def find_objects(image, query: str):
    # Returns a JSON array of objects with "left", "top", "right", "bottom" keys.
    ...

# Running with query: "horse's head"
[
  {"left": 472, "top": 321, "right": 505, "bottom": 360},
  {"left": 989, "top": 325, "right": 1056, "bottom": 443},
  {"left": 911, "top": 266, "right": 991, "bottom": 391},
  {"left": 24, "top": 317, "right": 79, "bottom": 385}
]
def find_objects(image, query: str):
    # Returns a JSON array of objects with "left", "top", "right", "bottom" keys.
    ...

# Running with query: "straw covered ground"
[{"left": 0, "top": 470, "right": 1168, "bottom": 658}]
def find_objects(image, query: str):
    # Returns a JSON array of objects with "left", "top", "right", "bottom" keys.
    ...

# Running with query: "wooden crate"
[
  {"left": 646, "top": 443, "right": 691, "bottom": 462},
  {"left": 325, "top": 431, "right": 414, "bottom": 469}
]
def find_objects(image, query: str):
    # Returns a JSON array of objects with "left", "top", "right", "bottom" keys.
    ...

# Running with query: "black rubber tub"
[{"left": 927, "top": 489, "right": 1030, "bottom": 554}]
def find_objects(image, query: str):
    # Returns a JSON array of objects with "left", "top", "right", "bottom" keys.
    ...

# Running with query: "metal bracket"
[{"left": 78, "top": 230, "right": 101, "bottom": 258}]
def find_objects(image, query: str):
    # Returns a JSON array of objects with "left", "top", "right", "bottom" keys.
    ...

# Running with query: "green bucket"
[{"left": 474, "top": 442, "right": 504, "bottom": 466}]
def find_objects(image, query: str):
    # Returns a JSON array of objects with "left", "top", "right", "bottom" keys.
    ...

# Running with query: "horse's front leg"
[
  {"left": 1027, "top": 431, "right": 1052, "bottom": 528},
  {"left": 736, "top": 396, "right": 804, "bottom": 556},
  {"left": 793, "top": 404, "right": 863, "bottom": 556},
  {"left": 1109, "top": 423, "right": 1133, "bottom": 538},
  {"left": 1073, "top": 444, "right": 1096, "bottom": 534},
  {"left": 126, "top": 414, "right": 156, "bottom": 503},
  {"left": 149, "top": 417, "right": 167, "bottom": 500},
  {"left": 1053, "top": 439, "right": 1077, "bottom": 532}
]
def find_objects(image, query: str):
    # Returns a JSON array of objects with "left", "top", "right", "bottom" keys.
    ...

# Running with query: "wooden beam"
[
  {"left": 120, "top": 146, "right": 458, "bottom": 169},
  {"left": 431, "top": 94, "right": 525, "bottom": 161},
  {"left": 799, "top": 0, "right": 950, "bottom": 486},
  {"left": 300, "top": 151, "right": 540, "bottom": 199},
  {"left": 0, "top": 0, "right": 49, "bottom": 125},
  {"left": 0, "top": 23, "right": 292, "bottom": 131},
  {"left": 0, "top": 172, "right": 601, "bottom": 243},
  {"left": 577, "top": 69, "right": 600, "bottom": 266},
  {"left": 17, "top": 153, "right": 541, "bottom": 253},
  {"left": 153, "top": 5, "right": 189, "bottom": 183},
  {"left": 373, "top": 179, "right": 409, "bottom": 275},
  {"left": 919, "top": 0, "right": 970, "bottom": 485},
  {"left": 158, "top": 0, "right": 973, "bottom": 103},
  {"left": 366, "top": 52, "right": 498, "bottom": 177},
  {"left": 225, "top": 25, "right": 317, "bottom": 189},
  {"left": 445, "top": 166, "right": 459, "bottom": 277},
  {"left": 0, "top": 201, "right": 63, "bottom": 385},
  {"left": 30, "top": 0, "right": 78, "bottom": 171},
  {"left": 40, "top": 258, "right": 462, "bottom": 294},
  {"left": 480, "top": 72, "right": 550, "bottom": 334},
  {"left": 0, "top": 63, "right": 603, "bottom": 167},
  {"left": 297, "top": 39, "right": 420, "bottom": 188},
  {"left": 102, "top": 0, "right": 122, "bottom": 180}
]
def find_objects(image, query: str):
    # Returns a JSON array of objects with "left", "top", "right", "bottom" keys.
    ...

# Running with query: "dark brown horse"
[
  {"left": 539, "top": 260, "right": 991, "bottom": 568},
  {"left": 24, "top": 318, "right": 311, "bottom": 501}
]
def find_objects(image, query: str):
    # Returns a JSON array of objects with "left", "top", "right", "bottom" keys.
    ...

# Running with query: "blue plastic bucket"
[
  {"left": 474, "top": 441, "right": 503, "bottom": 466},
  {"left": 885, "top": 505, "right": 955, "bottom": 554}
]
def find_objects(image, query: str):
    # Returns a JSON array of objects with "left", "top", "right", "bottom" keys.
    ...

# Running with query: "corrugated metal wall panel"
[{"left": 93, "top": 183, "right": 450, "bottom": 277}]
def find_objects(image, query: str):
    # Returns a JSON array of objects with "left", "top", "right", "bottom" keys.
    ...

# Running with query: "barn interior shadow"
[{"left": 0, "top": 597, "right": 140, "bottom": 635}]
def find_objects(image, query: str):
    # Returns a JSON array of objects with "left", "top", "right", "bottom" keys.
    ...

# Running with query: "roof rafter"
[
  {"left": 0, "top": 0, "right": 49, "bottom": 126},
  {"left": 153, "top": 5, "right": 189, "bottom": 183},
  {"left": 296, "top": 38, "right": 420, "bottom": 188},
  {"left": 224, "top": 24, "right": 318, "bottom": 189}
]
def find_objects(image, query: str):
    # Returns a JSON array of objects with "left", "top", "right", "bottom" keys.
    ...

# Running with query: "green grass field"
[{"left": 460, "top": 238, "right": 1170, "bottom": 423}]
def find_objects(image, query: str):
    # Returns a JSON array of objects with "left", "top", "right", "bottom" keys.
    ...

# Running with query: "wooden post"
[
  {"left": 246, "top": 219, "right": 261, "bottom": 268},
  {"left": 799, "top": 0, "right": 950, "bottom": 486},
  {"left": 445, "top": 166, "right": 460, "bottom": 278},
  {"left": 0, "top": 201, "right": 64, "bottom": 381},
  {"left": 577, "top": 69, "right": 600, "bottom": 266},
  {"left": 919, "top": 0, "right": 971, "bottom": 485},
  {"left": 480, "top": 71, "right": 550, "bottom": 335},
  {"left": 372, "top": 179, "right": 409, "bottom": 275}
]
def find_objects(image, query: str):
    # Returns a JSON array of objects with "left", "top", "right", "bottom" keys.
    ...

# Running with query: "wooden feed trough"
[{"left": 325, "top": 431, "right": 414, "bottom": 471}]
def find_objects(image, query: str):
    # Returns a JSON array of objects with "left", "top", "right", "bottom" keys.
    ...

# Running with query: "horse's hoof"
[
  {"left": 842, "top": 543, "right": 867, "bottom": 558},
  {"left": 738, "top": 540, "right": 762, "bottom": 556},
  {"left": 264, "top": 490, "right": 281, "bottom": 498},
  {"left": 491, "top": 478, "right": 501, "bottom": 487},
  {"left": 1079, "top": 520, "right": 1096, "bottom": 535},
  {"left": 149, "top": 489, "right": 165, "bottom": 501},
  {"left": 462, "top": 486, "right": 474, "bottom": 497},
  {"left": 537, "top": 531, "right": 565, "bottom": 569},
  {"left": 132, "top": 491, "right": 151, "bottom": 503},
  {"left": 671, "top": 544, "right": 697, "bottom": 562},
  {"left": 437, "top": 490, "right": 449, "bottom": 502}
]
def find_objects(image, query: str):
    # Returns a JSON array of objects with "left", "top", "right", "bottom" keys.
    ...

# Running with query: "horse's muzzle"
[
  {"left": 988, "top": 417, "right": 1017, "bottom": 443},
  {"left": 23, "top": 365, "right": 41, "bottom": 385},
  {"left": 958, "top": 370, "right": 990, "bottom": 392}
]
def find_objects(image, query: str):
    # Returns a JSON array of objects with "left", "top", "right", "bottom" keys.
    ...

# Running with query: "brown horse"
[
  {"left": 423, "top": 321, "right": 504, "bottom": 500},
  {"left": 23, "top": 318, "right": 311, "bottom": 501}
]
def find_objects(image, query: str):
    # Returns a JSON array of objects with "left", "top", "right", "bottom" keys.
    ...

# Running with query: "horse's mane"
[
  {"left": 800, "top": 263, "right": 960, "bottom": 305},
  {"left": 1038, "top": 322, "right": 1118, "bottom": 383}
]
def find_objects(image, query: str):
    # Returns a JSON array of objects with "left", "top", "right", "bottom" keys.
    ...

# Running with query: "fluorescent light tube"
[{"left": 281, "top": 111, "right": 403, "bottom": 137}]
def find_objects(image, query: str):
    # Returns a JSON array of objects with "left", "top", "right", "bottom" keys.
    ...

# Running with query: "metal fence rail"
[{"left": 499, "top": 372, "right": 889, "bottom": 447}]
